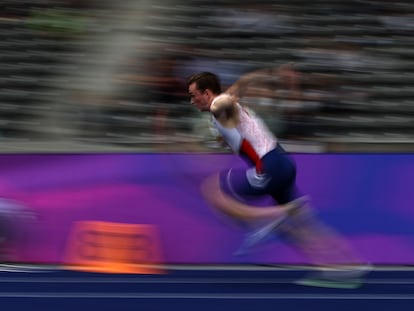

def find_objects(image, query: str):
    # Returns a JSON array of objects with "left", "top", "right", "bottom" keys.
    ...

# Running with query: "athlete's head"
[{"left": 187, "top": 72, "right": 222, "bottom": 112}]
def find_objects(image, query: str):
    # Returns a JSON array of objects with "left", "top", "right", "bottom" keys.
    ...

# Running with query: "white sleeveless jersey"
[{"left": 211, "top": 103, "right": 277, "bottom": 158}]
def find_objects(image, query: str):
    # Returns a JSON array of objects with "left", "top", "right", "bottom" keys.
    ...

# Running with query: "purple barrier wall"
[{"left": 0, "top": 153, "right": 413, "bottom": 265}]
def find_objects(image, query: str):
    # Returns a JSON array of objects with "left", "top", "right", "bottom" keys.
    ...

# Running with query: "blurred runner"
[{"left": 187, "top": 67, "right": 370, "bottom": 288}]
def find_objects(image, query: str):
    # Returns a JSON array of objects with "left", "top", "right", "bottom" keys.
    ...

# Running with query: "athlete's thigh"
[{"left": 219, "top": 168, "right": 268, "bottom": 203}]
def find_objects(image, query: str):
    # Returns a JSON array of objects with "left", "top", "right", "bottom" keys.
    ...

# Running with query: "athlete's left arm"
[{"left": 225, "top": 64, "right": 285, "bottom": 99}]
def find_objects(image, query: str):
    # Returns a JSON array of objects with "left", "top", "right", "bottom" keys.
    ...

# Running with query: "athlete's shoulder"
[{"left": 210, "top": 93, "right": 236, "bottom": 114}]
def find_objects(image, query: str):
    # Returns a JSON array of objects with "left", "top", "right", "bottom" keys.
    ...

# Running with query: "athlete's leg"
[
  {"left": 200, "top": 167, "right": 308, "bottom": 257},
  {"left": 262, "top": 150, "right": 370, "bottom": 284},
  {"left": 200, "top": 173, "right": 301, "bottom": 223},
  {"left": 261, "top": 148, "right": 365, "bottom": 267},
  {"left": 278, "top": 203, "right": 363, "bottom": 266},
  {"left": 275, "top": 199, "right": 371, "bottom": 288}
]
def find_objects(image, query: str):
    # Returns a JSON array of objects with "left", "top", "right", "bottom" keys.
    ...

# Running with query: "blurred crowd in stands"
[{"left": 1, "top": 0, "right": 414, "bottom": 152}]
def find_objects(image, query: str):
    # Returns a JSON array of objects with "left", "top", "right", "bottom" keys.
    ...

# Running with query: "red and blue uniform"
[{"left": 211, "top": 96, "right": 301, "bottom": 205}]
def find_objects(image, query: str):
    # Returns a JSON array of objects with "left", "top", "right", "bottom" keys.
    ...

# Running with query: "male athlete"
[{"left": 187, "top": 67, "right": 370, "bottom": 288}]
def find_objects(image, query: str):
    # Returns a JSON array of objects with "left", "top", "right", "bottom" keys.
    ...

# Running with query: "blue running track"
[{"left": 0, "top": 265, "right": 413, "bottom": 311}]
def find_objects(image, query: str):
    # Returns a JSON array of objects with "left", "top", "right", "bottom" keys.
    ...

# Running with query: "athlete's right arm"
[
  {"left": 210, "top": 94, "right": 239, "bottom": 128},
  {"left": 210, "top": 94, "right": 234, "bottom": 115}
]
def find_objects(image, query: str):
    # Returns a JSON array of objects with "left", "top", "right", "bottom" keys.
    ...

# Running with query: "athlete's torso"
[{"left": 211, "top": 102, "right": 277, "bottom": 159}]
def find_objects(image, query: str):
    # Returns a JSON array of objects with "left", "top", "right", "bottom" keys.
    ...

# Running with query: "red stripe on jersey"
[{"left": 240, "top": 138, "right": 263, "bottom": 174}]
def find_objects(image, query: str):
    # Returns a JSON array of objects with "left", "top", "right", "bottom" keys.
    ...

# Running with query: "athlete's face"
[{"left": 188, "top": 82, "right": 211, "bottom": 112}]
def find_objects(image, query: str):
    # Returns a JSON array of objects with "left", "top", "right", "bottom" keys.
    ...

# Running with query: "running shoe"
[{"left": 294, "top": 265, "right": 372, "bottom": 289}]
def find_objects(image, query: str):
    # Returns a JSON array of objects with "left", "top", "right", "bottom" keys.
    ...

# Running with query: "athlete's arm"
[
  {"left": 209, "top": 94, "right": 240, "bottom": 129},
  {"left": 225, "top": 68, "right": 275, "bottom": 99},
  {"left": 210, "top": 94, "right": 234, "bottom": 115}
]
